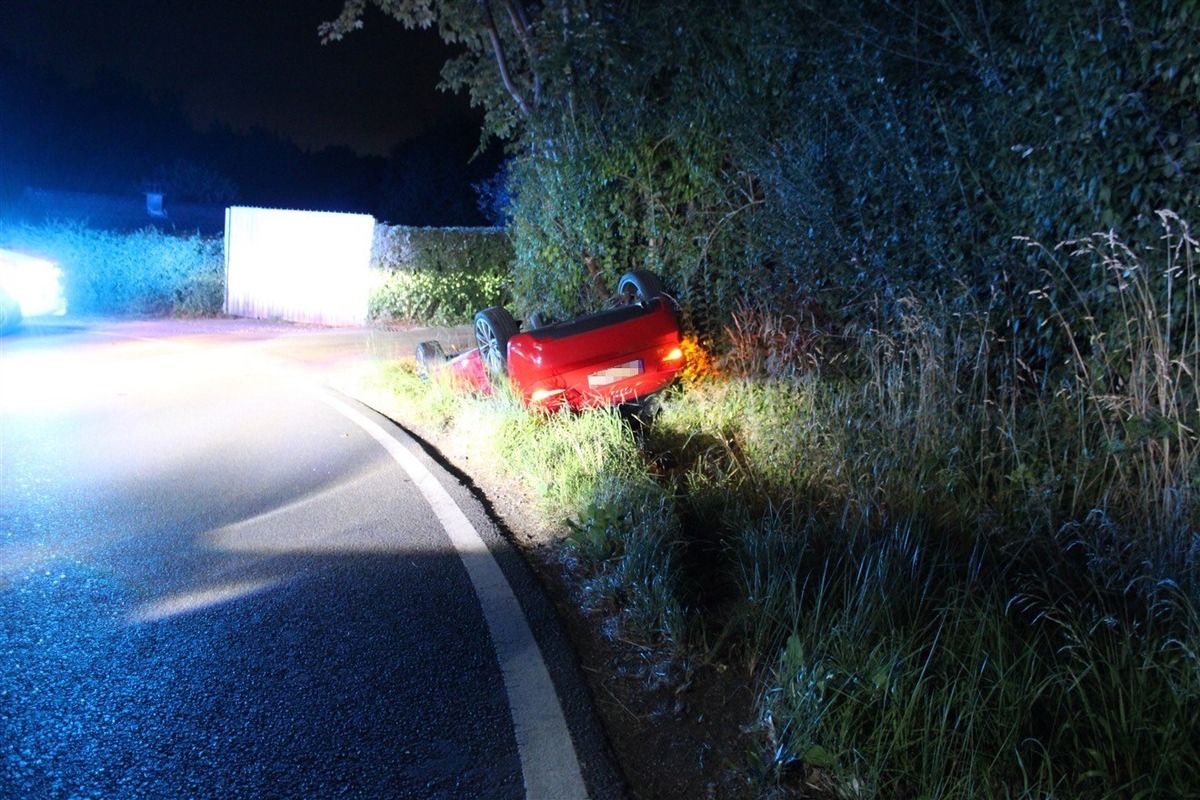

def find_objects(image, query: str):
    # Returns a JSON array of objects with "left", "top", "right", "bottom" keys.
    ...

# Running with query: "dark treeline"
[{"left": 0, "top": 47, "right": 498, "bottom": 225}]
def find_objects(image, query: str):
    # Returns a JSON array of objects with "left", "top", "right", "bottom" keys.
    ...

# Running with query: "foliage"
[
  {"left": 371, "top": 224, "right": 512, "bottom": 274},
  {"left": 144, "top": 158, "right": 239, "bottom": 204},
  {"left": 326, "top": 1, "right": 1198, "bottom": 329},
  {"left": 369, "top": 224, "right": 512, "bottom": 323},
  {"left": 750, "top": 0, "right": 1198, "bottom": 307},
  {"left": 0, "top": 222, "right": 224, "bottom": 316},
  {"left": 500, "top": 1, "right": 774, "bottom": 325},
  {"left": 377, "top": 217, "right": 1200, "bottom": 794},
  {"left": 643, "top": 217, "right": 1200, "bottom": 796},
  {"left": 566, "top": 479, "right": 690, "bottom": 642},
  {"left": 761, "top": 538, "right": 1200, "bottom": 798},
  {"left": 505, "top": 126, "right": 756, "bottom": 324},
  {"left": 473, "top": 157, "right": 512, "bottom": 226},
  {"left": 370, "top": 267, "right": 508, "bottom": 325}
]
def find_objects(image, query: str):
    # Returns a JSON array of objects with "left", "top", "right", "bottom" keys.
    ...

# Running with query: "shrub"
[
  {"left": 640, "top": 214, "right": 1199, "bottom": 795},
  {"left": 369, "top": 225, "right": 512, "bottom": 325},
  {"left": 0, "top": 221, "right": 224, "bottom": 316},
  {"left": 500, "top": 0, "right": 1199, "bottom": 338}
]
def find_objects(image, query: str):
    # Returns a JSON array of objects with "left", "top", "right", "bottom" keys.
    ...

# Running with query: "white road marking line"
[{"left": 318, "top": 392, "right": 589, "bottom": 800}]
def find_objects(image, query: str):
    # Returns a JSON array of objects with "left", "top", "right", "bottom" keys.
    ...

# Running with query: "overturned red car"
[{"left": 417, "top": 270, "right": 685, "bottom": 412}]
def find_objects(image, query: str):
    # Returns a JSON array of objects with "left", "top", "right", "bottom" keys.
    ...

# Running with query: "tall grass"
[
  {"left": 1032, "top": 212, "right": 1199, "bottom": 555},
  {"left": 648, "top": 213, "right": 1200, "bottom": 796}
]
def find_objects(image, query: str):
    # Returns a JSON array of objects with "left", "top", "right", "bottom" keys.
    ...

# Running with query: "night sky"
[{"left": 0, "top": 0, "right": 477, "bottom": 157}]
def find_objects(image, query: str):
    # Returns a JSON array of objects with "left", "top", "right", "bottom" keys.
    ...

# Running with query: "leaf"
[{"left": 803, "top": 744, "right": 836, "bottom": 768}]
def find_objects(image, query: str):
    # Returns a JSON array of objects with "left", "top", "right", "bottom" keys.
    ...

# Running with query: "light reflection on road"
[{"left": 130, "top": 577, "right": 284, "bottom": 623}]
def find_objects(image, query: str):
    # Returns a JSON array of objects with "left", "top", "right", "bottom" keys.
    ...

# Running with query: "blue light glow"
[{"left": 0, "top": 248, "right": 68, "bottom": 318}]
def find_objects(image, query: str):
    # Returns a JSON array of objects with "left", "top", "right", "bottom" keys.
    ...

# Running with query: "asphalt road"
[{"left": 0, "top": 318, "right": 623, "bottom": 800}]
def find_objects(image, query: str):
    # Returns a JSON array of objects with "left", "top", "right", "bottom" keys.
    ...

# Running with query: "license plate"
[{"left": 587, "top": 359, "right": 643, "bottom": 387}]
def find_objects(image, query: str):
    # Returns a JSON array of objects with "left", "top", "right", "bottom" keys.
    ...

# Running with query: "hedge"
[
  {"left": 369, "top": 225, "right": 513, "bottom": 325},
  {"left": 0, "top": 221, "right": 224, "bottom": 316}
]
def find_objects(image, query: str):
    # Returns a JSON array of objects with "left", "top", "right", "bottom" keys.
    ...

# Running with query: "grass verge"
[{"left": 374, "top": 214, "right": 1199, "bottom": 798}]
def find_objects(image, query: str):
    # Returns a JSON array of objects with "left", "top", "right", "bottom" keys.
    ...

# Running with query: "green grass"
[
  {"left": 376, "top": 213, "right": 1200, "bottom": 798},
  {"left": 373, "top": 359, "right": 691, "bottom": 642}
]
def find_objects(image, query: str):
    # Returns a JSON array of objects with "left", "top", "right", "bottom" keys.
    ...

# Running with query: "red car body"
[{"left": 431, "top": 297, "right": 685, "bottom": 412}]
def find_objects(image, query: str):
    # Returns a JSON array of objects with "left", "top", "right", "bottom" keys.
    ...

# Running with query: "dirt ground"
[{"left": 338, "top": 364, "right": 767, "bottom": 800}]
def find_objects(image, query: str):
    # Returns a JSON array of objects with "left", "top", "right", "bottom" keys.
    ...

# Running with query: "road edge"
[{"left": 317, "top": 390, "right": 627, "bottom": 800}]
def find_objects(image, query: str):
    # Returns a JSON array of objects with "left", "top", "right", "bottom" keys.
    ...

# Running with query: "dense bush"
[
  {"left": 0, "top": 222, "right": 224, "bottom": 316},
  {"left": 646, "top": 215, "right": 1200, "bottom": 796},
  {"left": 498, "top": 0, "right": 1199, "bottom": 336},
  {"left": 369, "top": 224, "right": 512, "bottom": 324},
  {"left": 741, "top": 0, "right": 1200, "bottom": 311}
]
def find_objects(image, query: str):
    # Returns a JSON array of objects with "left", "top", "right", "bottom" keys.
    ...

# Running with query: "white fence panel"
[{"left": 224, "top": 207, "right": 375, "bottom": 326}]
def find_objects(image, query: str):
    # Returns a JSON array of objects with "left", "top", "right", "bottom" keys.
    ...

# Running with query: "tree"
[
  {"left": 321, "top": 0, "right": 540, "bottom": 143},
  {"left": 144, "top": 159, "right": 239, "bottom": 204},
  {"left": 322, "top": 0, "right": 1200, "bottom": 332},
  {"left": 376, "top": 122, "right": 502, "bottom": 225}
]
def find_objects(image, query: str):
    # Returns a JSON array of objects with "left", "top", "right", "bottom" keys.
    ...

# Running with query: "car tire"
[
  {"left": 415, "top": 340, "right": 446, "bottom": 378},
  {"left": 617, "top": 270, "right": 666, "bottom": 305},
  {"left": 474, "top": 306, "right": 519, "bottom": 376}
]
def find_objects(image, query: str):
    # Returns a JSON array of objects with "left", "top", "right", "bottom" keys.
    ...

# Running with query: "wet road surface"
[{"left": 0, "top": 319, "right": 621, "bottom": 799}]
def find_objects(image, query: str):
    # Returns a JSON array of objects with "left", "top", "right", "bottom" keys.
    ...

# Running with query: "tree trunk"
[{"left": 478, "top": 0, "right": 531, "bottom": 116}]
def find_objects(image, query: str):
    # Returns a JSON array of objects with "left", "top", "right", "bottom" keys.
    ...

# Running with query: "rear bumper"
[{"left": 508, "top": 300, "right": 685, "bottom": 410}]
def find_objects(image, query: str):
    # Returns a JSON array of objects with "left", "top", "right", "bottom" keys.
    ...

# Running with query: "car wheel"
[
  {"left": 474, "top": 306, "right": 519, "bottom": 376},
  {"left": 415, "top": 340, "right": 446, "bottom": 378},
  {"left": 617, "top": 270, "right": 666, "bottom": 305},
  {"left": 0, "top": 288, "right": 21, "bottom": 335}
]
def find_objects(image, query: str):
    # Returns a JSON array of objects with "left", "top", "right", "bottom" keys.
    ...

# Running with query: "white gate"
[{"left": 224, "top": 207, "right": 375, "bottom": 326}]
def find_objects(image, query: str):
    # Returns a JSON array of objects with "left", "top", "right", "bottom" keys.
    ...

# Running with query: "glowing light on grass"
[{"left": 677, "top": 336, "right": 716, "bottom": 385}]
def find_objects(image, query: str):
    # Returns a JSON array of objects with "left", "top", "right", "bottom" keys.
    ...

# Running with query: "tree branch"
[
  {"left": 478, "top": 0, "right": 531, "bottom": 116},
  {"left": 498, "top": 0, "right": 539, "bottom": 104},
  {"left": 500, "top": 0, "right": 532, "bottom": 36},
  {"left": 318, "top": 0, "right": 367, "bottom": 42}
]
